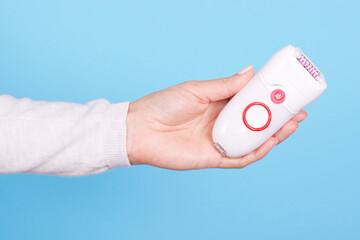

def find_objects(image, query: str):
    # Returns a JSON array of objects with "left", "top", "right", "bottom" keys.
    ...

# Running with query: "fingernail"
[
  {"left": 274, "top": 138, "right": 279, "bottom": 145},
  {"left": 293, "top": 123, "right": 299, "bottom": 132},
  {"left": 302, "top": 112, "right": 308, "bottom": 121},
  {"left": 237, "top": 65, "right": 253, "bottom": 75}
]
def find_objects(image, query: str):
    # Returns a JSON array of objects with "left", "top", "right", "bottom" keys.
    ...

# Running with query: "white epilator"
[{"left": 212, "top": 45, "right": 327, "bottom": 157}]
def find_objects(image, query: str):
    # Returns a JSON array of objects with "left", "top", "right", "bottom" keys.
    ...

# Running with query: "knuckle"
[
  {"left": 220, "top": 78, "right": 233, "bottom": 98},
  {"left": 182, "top": 80, "right": 198, "bottom": 88},
  {"left": 237, "top": 162, "right": 246, "bottom": 169},
  {"left": 285, "top": 120, "right": 298, "bottom": 132},
  {"left": 180, "top": 81, "right": 201, "bottom": 93},
  {"left": 247, "top": 152, "right": 257, "bottom": 161}
]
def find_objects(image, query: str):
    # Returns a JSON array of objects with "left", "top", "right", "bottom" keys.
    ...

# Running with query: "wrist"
[{"left": 126, "top": 101, "right": 141, "bottom": 165}]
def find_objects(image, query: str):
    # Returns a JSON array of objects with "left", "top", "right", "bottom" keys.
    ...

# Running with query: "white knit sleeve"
[{"left": 0, "top": 95, "right": 131, "bottom": 176}]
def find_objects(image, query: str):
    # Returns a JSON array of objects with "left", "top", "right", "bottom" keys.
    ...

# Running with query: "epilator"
[{"left": 212, "top": 45, "right": 327, "bottom": 157}]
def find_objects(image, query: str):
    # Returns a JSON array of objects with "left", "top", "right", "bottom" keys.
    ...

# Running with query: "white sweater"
[{"left": 0, "top": 95, "right": 131, "bottom": 176}]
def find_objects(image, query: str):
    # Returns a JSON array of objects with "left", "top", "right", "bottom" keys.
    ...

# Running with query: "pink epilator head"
[{"left": 212, "top": 45, "right": 327, "bottom": 157}]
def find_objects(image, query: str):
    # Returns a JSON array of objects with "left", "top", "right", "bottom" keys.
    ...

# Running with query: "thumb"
[{"left": 193, "top": 65, "right": 254, "bottom": 102}]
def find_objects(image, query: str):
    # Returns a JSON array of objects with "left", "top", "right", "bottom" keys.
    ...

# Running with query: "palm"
[{"left": 130, "top": 84, "right": 227, "bottom": 170}]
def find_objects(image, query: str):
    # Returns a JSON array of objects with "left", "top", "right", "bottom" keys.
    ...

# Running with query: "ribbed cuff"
[{"left": 104, "top": 101, "right": 132, "bottom": 168}]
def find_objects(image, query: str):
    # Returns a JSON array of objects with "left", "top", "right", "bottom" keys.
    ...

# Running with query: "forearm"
[{"left": 0, "top": 95, "right": 131, "bottom": 176}]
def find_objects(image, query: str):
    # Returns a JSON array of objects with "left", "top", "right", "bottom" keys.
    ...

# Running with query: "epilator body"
[{"left": 212, "top": 45, "right": 327, "bottom": 157}]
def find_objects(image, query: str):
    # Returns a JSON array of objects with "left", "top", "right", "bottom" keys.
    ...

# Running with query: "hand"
[{"left": 126, "top": 65, "right": 307, "bottom": 170}]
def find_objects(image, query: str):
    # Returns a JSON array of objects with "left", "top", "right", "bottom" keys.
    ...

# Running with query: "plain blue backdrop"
[{"left": 0, "top": 0, "right": 359, "bottom": 239}]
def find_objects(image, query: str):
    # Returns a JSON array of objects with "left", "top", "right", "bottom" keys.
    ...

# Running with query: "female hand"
[{"left": 126, "top": 65, "right": 307, "bottom": 170}]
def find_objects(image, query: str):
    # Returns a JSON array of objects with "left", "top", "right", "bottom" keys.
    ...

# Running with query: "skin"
[{"left": 126, "top": 65, "right": 307, "bottom": 170}]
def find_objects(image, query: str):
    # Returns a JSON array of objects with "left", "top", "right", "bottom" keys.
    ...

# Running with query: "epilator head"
[
  {"left": 259, "top": 45, "right": 327, "bottom": 113},
  {"left": 212, "top": 45, "right": 327, "bottom": 157}
]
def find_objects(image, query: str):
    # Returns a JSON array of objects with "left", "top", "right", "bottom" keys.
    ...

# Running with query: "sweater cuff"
[{"left": 104, "top": 101, "right": 132, "bottom": 168}]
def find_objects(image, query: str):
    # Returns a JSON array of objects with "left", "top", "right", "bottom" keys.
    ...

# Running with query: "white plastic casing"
[{"left": 212, "top": 45, "right": 327, "bottom": 157}]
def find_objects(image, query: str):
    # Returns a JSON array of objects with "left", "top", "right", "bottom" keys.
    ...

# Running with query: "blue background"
[{"left": 0, "top": 0, "right": 359, "bottom": 239}]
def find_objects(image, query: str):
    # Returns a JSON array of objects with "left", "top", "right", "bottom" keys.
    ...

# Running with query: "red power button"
[{"left": 242, "top": 102, "right": 272, "bottom": 131}]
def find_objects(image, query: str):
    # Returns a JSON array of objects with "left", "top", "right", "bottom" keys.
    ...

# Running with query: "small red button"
[
  {"left": 242, "top": 102, "right": 272, "bottom": 131},
  {"left": 271, "top": 89, "right": 285, "bottom": 104}
]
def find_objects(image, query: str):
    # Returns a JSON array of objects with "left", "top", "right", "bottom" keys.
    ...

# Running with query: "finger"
[
  {"left": 185, "top": 65, "right": 254, "bottom": 102},
  {"left": 292, "top": 110, "right": 307, "bottom": 123},
  {"left": 273, "top": 120, "right": 298, "bottom": 144},
  {"left": 272, "top": 111, "right": 307, "bottom": 144},
  {"left": 218, "top": 137, "right": 278, "bottom": 169}
]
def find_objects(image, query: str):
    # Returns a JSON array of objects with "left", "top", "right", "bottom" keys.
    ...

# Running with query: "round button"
[
  {"left": 271, "top": 89, "right": 285, "bottom": 104},
  {"left": 243, "top": 102, "right": 272, "bottom": 131}
]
